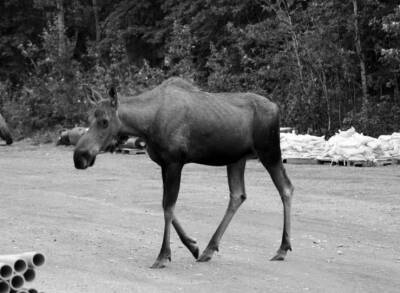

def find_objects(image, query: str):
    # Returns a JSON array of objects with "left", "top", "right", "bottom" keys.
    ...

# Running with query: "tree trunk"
[
  {"left": 268, "top": 1, "right": 306, "bottom": 95},
  {"left": 321, "top": 68, "right": 331, "bottom": 131},
  {"left": 92, "top": 0, "right": 101, "bottom": 43},
  {"left": 393, "top": 73, "right": 399, "bottom": 105},
  {"left": 352, "top": 0, "right": 368, "bottom": 109},
  {"left": 289, "top": 18, "right": 306, "bottom": 95},
  {"left": 56, "top": 0, "right": 66, "bottom": 57},
  {"left": 336, "top": 72, "right": 342, "bottom": 128},
  {"left": 284, "top": 5, "right": 306, "bottom": 96}
]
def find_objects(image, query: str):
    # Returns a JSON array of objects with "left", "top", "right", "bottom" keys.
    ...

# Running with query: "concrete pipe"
[
  {"left": 0, "top": 257, "right": 27, "bottom": 274},
  {"left": 27, "top": 289, "right": 38, "bottom": 293},
  {"left": 2, "top": 253, "right": 44, "bottom": 269},
  {"left": 18, "top": 253, "right": 44, "bottom": 269},
  {"left": 0, "top": 279, "right": 10, "bottom": 293},
  {"left": 9, "top": 275, "right": 24, "bottom": 290},
  {"left": 22, "top": 269, "right": 35, "bottom": 283},
  {"left": 0, "top": 263, "right": 13, "bottom": 280}
]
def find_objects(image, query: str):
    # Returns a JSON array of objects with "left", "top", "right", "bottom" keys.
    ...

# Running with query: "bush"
[{"left": 343, "top": 97, "right": 400, "bottom": 136}]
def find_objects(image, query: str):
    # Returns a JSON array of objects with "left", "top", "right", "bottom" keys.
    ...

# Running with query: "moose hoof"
[
  {"left": 197, "top": 247, "right": 216, "bottom": 262},
  {"left": 270, "top": 249, "right": 288, "bottom": 261},
  {"left": 150, "top": 256, "right": 171, "bottom": 269},
  {"left": 190, "top": 245, "right": 200, "bottom": 260},
  {"left": 185, "top": 238, "right": 200, "bottom": 259}
]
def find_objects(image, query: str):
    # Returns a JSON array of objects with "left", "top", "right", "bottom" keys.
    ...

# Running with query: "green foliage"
[
  {"left": 164, "top": 21, "right": 196, "bottom": 79},
  {"left": 0, "top": 0, "right": 399, "bottom": 140},
  {"left": 0, "top": 0, "right": 47, "bottom": 81},
  {"left": 344, "top": 97, "right": 400, "bottom": 137},
  {"left": 2, "top": 18, "right": 88, "bottom": 137},
  {"left": 83, "top": 37, "right": 166, "bottom": 96}
]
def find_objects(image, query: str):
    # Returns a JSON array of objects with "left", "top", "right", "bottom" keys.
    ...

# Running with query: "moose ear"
[{"left": 108, "top": 87, "right": 118, "bottom": 108}]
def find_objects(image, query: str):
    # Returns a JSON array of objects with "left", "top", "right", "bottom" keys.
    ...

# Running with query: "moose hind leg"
[
  {"left": 259, "top": 154, "right": 294, "bottom": 261},
  {"left": 172, "top": 215, "right": 199, "bottom": 259},
  {"left": 198, "top": 158, "right": 247, "bottom": 262}
]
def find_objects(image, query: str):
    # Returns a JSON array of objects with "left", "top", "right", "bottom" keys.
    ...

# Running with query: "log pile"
[
  {"left": 56, "top": 127, "right": 147, "bottom": 154},
  {"left": 56, "top": 127, "right": 88, "bottom": 146}
]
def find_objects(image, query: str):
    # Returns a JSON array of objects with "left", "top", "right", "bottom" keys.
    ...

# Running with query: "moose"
[
  {"left": 0, "top": 113, "right": 13, "bottom": 145},
  {"left": 73, "top": 77, "right": 294, "bottom": 268}
]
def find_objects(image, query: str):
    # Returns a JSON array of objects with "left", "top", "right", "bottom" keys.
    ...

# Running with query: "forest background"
[{"left": 0, "top": 0, "right": 399, "bottom": 140}]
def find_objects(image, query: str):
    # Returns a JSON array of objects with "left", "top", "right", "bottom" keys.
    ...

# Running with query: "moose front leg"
[{"left": 151, "top": 163, "right": 183, "bottom": 269}]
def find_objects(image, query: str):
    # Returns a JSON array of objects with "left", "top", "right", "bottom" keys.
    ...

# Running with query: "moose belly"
[
  {"left": 189, "top": 149, "right": 254, "bottom": 166},
  {"left": 186, "top": 128, "right": 254, "bottom": 166}
]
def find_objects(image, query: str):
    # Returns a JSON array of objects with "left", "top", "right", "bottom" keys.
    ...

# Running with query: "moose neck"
[{"left": 116, "top": 92, "right": 160, "bottom": 138}]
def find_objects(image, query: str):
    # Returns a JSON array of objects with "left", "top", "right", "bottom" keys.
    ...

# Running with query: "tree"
[
  {"left": 352, "top": 0, "right": 368, "bottom": 110},
  {"left": 56, "top": 0, "right": 66, "bottom": 57},
  {"left": 1, "top": 0, "right": 400, "bottom": 138},
  {"left": 381, "top": 5, "right": 400, "bottom": 104},
  {"left": 0, "top": 0, "right": 47, "bottom": 82},
  {"left": 92, "top": 0, "right": 101, "bottom": 44}
]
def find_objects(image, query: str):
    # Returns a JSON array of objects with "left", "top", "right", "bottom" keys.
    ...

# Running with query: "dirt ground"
[{"left": 0, "top": 142, "right": 399, "bottom": 293}]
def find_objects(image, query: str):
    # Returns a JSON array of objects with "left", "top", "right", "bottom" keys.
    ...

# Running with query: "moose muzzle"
[{"left": 73, "top": 149, "right": 97, "bottom": 169}]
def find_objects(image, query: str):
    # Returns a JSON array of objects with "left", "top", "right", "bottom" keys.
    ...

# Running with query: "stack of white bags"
[
  {"left": 280, "top": 133, "right": 327, "bottom": 159},
  {"left": 377, "top": 133, "right": 400, "bottom": 158},
  {"left": 280, "top": 127, "right": 400, "bottom": 162},
  {"left": 318, "top": 127, "right": 384, "bottom": 162}
]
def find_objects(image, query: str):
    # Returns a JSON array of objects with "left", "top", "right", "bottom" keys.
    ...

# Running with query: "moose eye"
[{"left": 98, "top": 118, "right": 109, "bottom": 129}]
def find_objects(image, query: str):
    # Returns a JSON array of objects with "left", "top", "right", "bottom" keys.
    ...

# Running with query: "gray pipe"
[
  {"left": 15, "top": 253, "right": 44, "bottom": 269},
  {"left": 9, "top": 275, "right": 24, "bottom": 290},
  {"left": 0, "top": 253, "right": 45, "bottom": 270},
  {"left": 0, "top": 263, "right": 13, "bottom": 280},
  {"left": 0, "top": 279, "right": 10, "bottom": 293},
  {"left": 22, "top": 270, "right": 35, "bottom": 283},
  {"left": 0, "top": 257, "right": 27, "bottom": 274}
]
